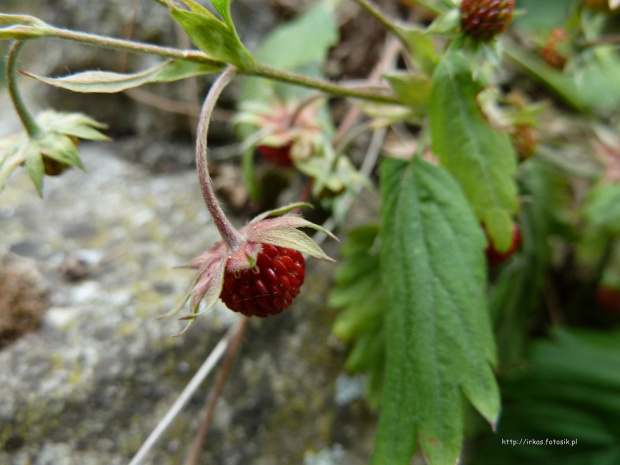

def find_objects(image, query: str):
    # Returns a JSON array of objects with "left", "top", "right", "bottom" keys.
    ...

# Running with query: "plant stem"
[
  {"left": 6, "top": 40, "right": 41, "bottom": 138},
  {"left": 42, "top": 25, "right": 223, "bottom": 66},
  {"left": 351, "top": 0, "right": 410, "bottom": 48},
  {"left": 10, "top": 22, "right": 402, "bottom": 105},
  {"left": 196, "top": 67, "right": 245, "bottom": 251},
  {"left": 184, "top": 317, "right": 249, "bottom": 465},
  {"left": 250, "top": 62, "right": 401, "bottom": 105}
]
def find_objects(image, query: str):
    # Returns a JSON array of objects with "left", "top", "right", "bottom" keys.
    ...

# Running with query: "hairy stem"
[
  {"left": 10, "top": 24, "right": 401, "bottom": 104},
  {"left": 196, "top": 66, "right": 245, "bottom": 251},
  {"left": 249, "top": 62, "right": 401, "bottom": 105},
  {"left": 6, "top": 41, "right": 41, "bottom": 137},
  {"left": 42, "top": 25, "right": 222, "bottom": 66}
]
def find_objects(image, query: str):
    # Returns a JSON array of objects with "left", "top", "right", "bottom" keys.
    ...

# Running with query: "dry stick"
[
  {"left": 184, "top": 317, "right": 250, "bottom": 465},
  {"left": 128, "top": 321, "right": 239, "bottom": 465},
  {"left": 332, "top": 36, "right": 402, "bottom": 147}
]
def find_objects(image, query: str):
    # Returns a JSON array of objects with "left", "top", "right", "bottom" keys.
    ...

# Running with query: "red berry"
[
  {"left": 256, "top": 143, "right": 294, "bottom": 168},
  {"left": 485, "top": 224, "right": 521, "bottom": 266},
  {"left": 460, "top": 0, "right": 515, "bottom": 41},
  {"left": 220, "top": 244, "right": 305, "bottom": 317},
  {"left": 595, "top": 286, "right": 620, "bottom": 312}
]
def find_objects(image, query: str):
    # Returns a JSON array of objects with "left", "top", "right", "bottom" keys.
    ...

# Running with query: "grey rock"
[{"left": 0, "top": 143, "right": 375, "bottom": 463}]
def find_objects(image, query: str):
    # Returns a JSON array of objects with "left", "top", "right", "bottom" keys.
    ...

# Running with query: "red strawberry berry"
[
  {"left": 486, "top": 224, "right": 521, "bottom": 266},
  {"left": 220, "top": 244, "right": 305, "bottom": 317},
  {"left": 460, "top": 0, "right": 515, "bottom": 41},
  {"left": 256, "top": 143, "right": 294, "bottom": 168}
]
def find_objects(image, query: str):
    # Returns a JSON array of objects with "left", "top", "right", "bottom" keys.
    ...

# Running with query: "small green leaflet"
[
  {"left": 22, "top": 59, "right": 222, "bottom": 93},
  {"left": 429, "top": 52, "right": 518, "bottom": 251},
  {"left": 169, "top": 0, "right": 253, "bottom": 68},
  {"left": 330, "top": 224, "right": 385, "bottom": 407},
  {"left": 375, "top": 156, "right": 499, "bottom": 465}
]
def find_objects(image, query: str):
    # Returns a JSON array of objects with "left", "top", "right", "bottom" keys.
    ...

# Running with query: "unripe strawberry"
[
  {"left": 256, "top": 143, "right": 294, "bottom": 168},
  {"left": 541, "top": 27, "right": 569, "bottom": 70},
  {"left": 220, "top": 244, "right": 305, "bottom": 317},
  {"left": 460, "top": 0, "right": 515, "bottom": 41},
  {"left": 486, "top": 224, "right": 521, "bottom": 266},
  {"left": 511, "top": 124, "right": 537, "bottom": 161}
]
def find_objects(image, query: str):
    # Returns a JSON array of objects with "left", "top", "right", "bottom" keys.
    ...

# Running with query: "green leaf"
[
  {"left": 384, "top": 71, "right": 432, "bottom": 115},
  {"left": 374, "top": 156, "right": 499, "bottom": 465},
  {"left": 169, "top": 1, "right": 253, "bottom": 68},
  {"left": 474, "top": 328, "right": 620, "bottom": 465},
  {"left": 22, "top": 59, "right": 222, "bottom": 93},
  {"left": 38, "top": 134, "right": 83, "bottom": 170},
  {"left": 491, "top": 160, "right": 568, "bottom": 370},
  {"left": 330, "top": 224, "right": 386, "bottom": 407},
  {"left": 24, "top": 144, "right": 44, "bottom": 197},
  {"left": 429, "top": 52, "right": 518, "bottom": 251}
]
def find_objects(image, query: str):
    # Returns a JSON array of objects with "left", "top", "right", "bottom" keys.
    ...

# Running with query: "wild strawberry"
[
  {"left": 220, "top": 244, "right": 305, "bottom": 317},
  {"left": 162, "top": 68, "right": 336, "bottom": 337},
  {"left": 541, "top": 27, "right": 569, "bottom": 70},
  {"left": 256, "top": 143, "right": 294, "bottom": 168},
  {"left": 460, "top": 0, "right": 515, "bottom": 41},
  {"left": 485, "top": 224, "right": 521, "bottom": 266},
  {"left": 580, "top": 0, "right": 618, "bottom": 13},
  {"left": 236, "top": 98, "right": 324, "bottom": 167},
  {"left": 510, "top": 124, "right": 537, "bottom": 161}
]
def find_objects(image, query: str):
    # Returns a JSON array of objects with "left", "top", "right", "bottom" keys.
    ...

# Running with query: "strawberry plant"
[{"left": 2, "top": 0, "right": 620, "bottom": 464}]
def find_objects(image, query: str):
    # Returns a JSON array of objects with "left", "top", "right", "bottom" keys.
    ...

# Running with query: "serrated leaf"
[
  {"left": 429, "top": 52, "right": 518, "bottom": 251},
  {"left": 374, "top": 156, "right": 499, "bottom": 465},
  {"left": 170, "top": 2, "right": 252, "bottom": 68},
  {"left": 22, "top": 59, "right": 221, "bottom": 94},
  {"left": 24, "top": 145, "right": 44, "bottom": 197}
]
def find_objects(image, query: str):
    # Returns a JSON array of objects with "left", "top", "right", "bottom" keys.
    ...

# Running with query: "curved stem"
[
  {"left": 6, "top": 41, "right": 42, "bottom": 138},
  {"left": 196, "top": 66, "right": 245, "bottom": 251}
]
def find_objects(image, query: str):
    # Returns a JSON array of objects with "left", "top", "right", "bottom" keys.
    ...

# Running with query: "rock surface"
[{"left": 0, "top": 141, "right": 376, "bottom": 463}]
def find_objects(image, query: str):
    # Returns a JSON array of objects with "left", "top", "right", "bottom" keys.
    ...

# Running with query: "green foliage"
[
  {"left": 490, "top": 160, "right": 570, "bottom": 369},
  {"left": 584, "top": 183, "right": 620, "bottom": 237},
  {"left": 330, "top": 224, "right": 385, "bottom": 406},
  {"left": 375, "top": 156, "right": 499, "bottom": 465},
  {"left": 21, "top": 59, "right": 222, "bottom": 93},
  {"left": 429, "top": 52, "right": 518, "bottom": 252},
  {"left": 473, "top": 327, "right": 620, "bottom": 465},
  {"left": 241, "top": 1, "right": 339, "bottom": 102},
  {"left": 168, "top": 0, "right": 253, "bottom": 68}
]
